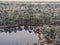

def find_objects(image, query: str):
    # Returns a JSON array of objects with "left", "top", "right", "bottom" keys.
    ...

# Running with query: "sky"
[{"left": 0, "top": 0, "right": 60, "bottom": 1}]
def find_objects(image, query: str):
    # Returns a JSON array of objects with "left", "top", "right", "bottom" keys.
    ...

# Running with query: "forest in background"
[{"left": 0, "top": 2, "right": 60, "bottom": 25}]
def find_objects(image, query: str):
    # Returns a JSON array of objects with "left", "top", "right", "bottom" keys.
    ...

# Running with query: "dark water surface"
[{"left": 0, "top": 30, "right": 38, "bottom": 45}]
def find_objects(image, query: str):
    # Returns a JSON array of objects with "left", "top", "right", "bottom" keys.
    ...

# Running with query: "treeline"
[
  {"left": 0, "top": 2, "right": 60, "bottom": 25},
  {"left": 0, "top": 10, "right": 59, "bottom": 26}
]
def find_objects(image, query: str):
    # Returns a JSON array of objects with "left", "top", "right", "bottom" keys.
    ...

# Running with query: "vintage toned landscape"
[{"left": 0, "top": 1, "right": 60, "bottom": 45}]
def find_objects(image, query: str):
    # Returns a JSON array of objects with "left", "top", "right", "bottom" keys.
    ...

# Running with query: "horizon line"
[{"left": 0, "top": 0, "right": 60, "bottom": 2}]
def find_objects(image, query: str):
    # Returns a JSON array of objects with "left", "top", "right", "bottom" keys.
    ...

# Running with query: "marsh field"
[{"left": 0, "top": 1, "right": 60, "bottom": 45}]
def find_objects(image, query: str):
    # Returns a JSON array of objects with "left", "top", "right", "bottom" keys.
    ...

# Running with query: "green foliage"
[
  {"left": 23, "top": 13, "right": 30, "bottom": 19},
  {"left": 2, "top": 10, "right": 8, "bottom": 18},
  {"left": 0, "top": 8, "right": 60, "bottom": 25},
  {"left": 13, "top": 10, "right": 19, "bottom": 20}
]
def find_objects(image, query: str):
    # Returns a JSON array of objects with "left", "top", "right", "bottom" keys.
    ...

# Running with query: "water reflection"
[
  {"left": 0, "top": 26, "right": 38, "bottom": 45},
  {"left": 0, "top": 30, "right": 38, "bottom": 45},
  {"left": 0, "top": 26, "right": 35, "bottom": 33}
]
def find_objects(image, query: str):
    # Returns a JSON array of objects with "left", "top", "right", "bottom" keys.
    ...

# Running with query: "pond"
[
  {"left": 0, "top": 25, "right": 60, "bottom": 45},
  {"left": 0, "top": 29, "right": 38, "bottom": 45}
]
